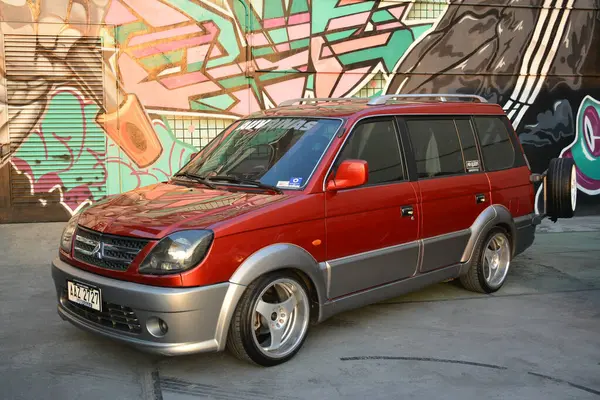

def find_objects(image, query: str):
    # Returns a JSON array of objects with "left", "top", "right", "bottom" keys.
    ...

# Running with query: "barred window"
[
  {"left": 164, "top": 115, "right": 236, "bottom": 149},
  {"left": 407, "top": 0, "right": 447, "bottom": 20}
]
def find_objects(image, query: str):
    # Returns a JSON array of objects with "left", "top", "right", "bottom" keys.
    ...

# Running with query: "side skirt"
[{"left": 317, "top": 264, "right": 461, "bottom": 323}]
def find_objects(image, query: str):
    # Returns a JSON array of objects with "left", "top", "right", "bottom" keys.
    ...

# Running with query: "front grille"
[
  {"left": 61, "top": 289, "right": 142, "bottom": 334},
  {"left": 73, "top": 226, "right": 149, "bottom": 271}
]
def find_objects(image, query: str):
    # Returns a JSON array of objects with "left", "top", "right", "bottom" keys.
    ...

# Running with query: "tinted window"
[
  {"left": 337, "top": 119, "right": 405, "bottom": 185},
  {"left": 455, "top": 119, "right": 482, "bottom": 173},
  {"left": 406, "top": 119, "right": 465, "bottom": 178},
  {"left": 181, "top": 117, "right": 341, "bottom": 189},
  {"left": 473, "top": 116, "right": 515, "bottom": 171}
]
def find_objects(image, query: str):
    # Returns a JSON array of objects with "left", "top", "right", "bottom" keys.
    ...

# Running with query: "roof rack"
[
  {"left": 367, "top": 94, "right": 488, "bottom": 106},
  {"left": 278, "top": 94, "right": 487, "bottom": 107},
  {"left": 278, "top": 97, "right": 368, "bottom": 106}
]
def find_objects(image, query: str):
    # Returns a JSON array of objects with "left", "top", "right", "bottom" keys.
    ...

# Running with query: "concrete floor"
[{"left": 1, "top": 218, "right": 599, "bottom": 400}]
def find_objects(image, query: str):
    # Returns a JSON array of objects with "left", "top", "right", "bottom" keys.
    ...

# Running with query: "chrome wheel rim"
[
  {"left": 251, "top": 278, "right": 310, "bottom": 359},
  {"left": 482, "top": 233, "right": 511, "bottom": 289},
  {"left": 571, "top": 165, "right": 577, "bottom": 211}
]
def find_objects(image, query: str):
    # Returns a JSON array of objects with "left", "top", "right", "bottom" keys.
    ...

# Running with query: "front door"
[
  {"left": 325, "top": 117, "right": 419, "bottom": 299},
  {"left": 401, "top": 116, "right": 490, "bottom": 273}
]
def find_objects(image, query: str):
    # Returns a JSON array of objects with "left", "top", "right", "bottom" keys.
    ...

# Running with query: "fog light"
[
  {"left": 159, "top": 319, "right": 168, "bottom": 334},
  {"left": 147, "top": 317, "right": 169, "bottom": 337}
]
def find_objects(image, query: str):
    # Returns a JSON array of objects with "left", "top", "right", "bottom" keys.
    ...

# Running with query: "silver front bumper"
[{"left": 51, "top": 257, "right": 231, "bottom": 356}]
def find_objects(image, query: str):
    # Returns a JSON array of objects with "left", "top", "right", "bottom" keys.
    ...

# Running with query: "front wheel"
[{"left": 226, "top": 271, "right": 311, "bottom": 366}]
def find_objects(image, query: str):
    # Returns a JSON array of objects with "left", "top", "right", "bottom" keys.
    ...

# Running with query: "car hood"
[{"left": 77, "top": 182, "right": 289, "bottom": 239}]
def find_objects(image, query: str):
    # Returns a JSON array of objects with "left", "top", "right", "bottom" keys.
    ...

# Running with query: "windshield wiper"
[
  {"left": 206, "top": 175, "right": 283, "bottom": 194},
  {"left": 172, "top": 172, "right": 217, "bottom": 189}
]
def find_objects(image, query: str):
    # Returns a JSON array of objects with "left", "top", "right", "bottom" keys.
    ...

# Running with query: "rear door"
[
  {"left": 471, "top": 116, "right": 532, "bottom": 218},
  {"left": 325, "top": 116, "right": 420, "bottom": 299},
  {"left": 400, "top": 116, "right": 490, "bottom": 273}
]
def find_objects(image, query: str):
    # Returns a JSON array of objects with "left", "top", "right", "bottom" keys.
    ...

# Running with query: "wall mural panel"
[
  {"left": 560, "top": 95, "right": 600, "bottom": 195},
  {"left": 0, "top": 0, "right": 598, "bottom": 222}
]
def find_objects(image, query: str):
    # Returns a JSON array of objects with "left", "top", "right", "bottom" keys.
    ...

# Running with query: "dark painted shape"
[{"left": 340, "top": 356, "right": 507, "bottom": 370}]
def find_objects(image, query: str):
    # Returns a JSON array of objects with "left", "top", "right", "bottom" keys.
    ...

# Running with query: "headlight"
[
  {"left": 60, "top": 213, "right": 80, "bottom": 253},
  {"left": 139, "top": 230, "right": 214, "bottom": 275}
]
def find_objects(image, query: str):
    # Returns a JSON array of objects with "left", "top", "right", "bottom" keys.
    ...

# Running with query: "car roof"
[{"left": 246, "top": 95, "right": 506, "bottom": 120}]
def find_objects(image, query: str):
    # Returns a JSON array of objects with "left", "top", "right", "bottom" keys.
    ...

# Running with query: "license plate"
[{"left": 67, "top": 280, "right": 101, "bottom": 311}]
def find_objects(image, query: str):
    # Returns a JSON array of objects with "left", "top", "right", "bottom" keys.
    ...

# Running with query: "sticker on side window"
[{"left": 466, "top": 160, "right": 480, "bottom": 172}]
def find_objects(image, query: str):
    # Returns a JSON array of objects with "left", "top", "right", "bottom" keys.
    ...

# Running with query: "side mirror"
[{"left": 326, "top": 160, "right": 368, "bottom": 191}]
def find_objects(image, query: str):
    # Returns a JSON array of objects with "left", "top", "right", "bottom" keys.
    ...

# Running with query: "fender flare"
[
  {"left": 213, "top": 243, "right": 327, "bottom": 351},
  {"left": 460, "top": 204, "right": 517, "bottom": 270}
]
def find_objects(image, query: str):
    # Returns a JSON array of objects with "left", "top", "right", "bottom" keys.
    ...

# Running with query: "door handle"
[
  {"left": 475, "top": 193, "right": 486, "bottom": 204},
  {"left": 401, "top": 205, "right": 414, "bottom": 217}
]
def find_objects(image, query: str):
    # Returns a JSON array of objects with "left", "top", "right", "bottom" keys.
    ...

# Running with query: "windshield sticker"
[
  {"left": 289, "top": 177, "right": 303, "bottom": 187},
  {"left": 276, "top": 177, "right": 303, "bottom": 188},
  {"left": 238, "top": 119, "right": 318, "bottom": 132},
  {"left": 466, "top": 160, "right": 480, "bottom": 172}
]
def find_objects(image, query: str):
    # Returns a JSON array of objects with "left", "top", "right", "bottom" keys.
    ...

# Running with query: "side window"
[
  {"left": 337, "top": 119, "right": 405, "bottom": 185},
  {"left": 454, "top": 119, "right": 482, "bottom": 173},
  {"left": 473, "top": 116, "right": 515, "bottom": 171},
  {"left": 406, "top": 119, "right": 465, "bottom": 178}
]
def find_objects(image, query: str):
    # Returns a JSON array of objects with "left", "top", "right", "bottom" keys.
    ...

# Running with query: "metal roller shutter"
[{"left": 4, "top": 34, "right": 106, "bottom": 208}]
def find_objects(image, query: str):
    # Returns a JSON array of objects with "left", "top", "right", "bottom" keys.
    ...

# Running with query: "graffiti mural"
[
  {"left": 109, "top": 0, "right": 433, "bottom": 115},
  {"left": 10, "top": 87, "right": 107, "bottom": 215},
  {"left": 559, "top": 96, "right": 600, "bottom": 195},
  {"left": 0, "top": 0, "right": 598, "bottom": 222},
  {"left": 382, "top": 0, "right": 600, "bottom": 214}
]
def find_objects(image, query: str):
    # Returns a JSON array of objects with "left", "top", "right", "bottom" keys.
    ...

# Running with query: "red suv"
[{"left": 51, "top": 94, "right": 577, "bottom": 366}]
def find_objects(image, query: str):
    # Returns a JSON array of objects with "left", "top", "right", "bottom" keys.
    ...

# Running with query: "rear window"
[{"left": 473, "top": 116, "right": 516, "bottom": 171}]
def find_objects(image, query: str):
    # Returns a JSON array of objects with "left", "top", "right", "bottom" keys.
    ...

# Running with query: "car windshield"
[{"left": 178, "top": 117, "right": 342, "bottom": 190}]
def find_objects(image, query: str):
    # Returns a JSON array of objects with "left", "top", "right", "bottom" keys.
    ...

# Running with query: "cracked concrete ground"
[{"left": 1, "top": 217, "right": 599, "bottom": 400}]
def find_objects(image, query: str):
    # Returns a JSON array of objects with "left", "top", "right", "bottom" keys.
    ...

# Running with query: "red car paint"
[{"left": 60, "top": 101, "right": 534, "bottom": 289}]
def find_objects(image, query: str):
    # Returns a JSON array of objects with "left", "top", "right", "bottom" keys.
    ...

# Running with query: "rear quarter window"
[{"left": 473, "top": 116, "right": 523, "bottom": 171}]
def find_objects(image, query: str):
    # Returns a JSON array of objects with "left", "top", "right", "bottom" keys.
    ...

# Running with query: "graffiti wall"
[{"left": 0, "top": 0, "right": 598, "bottom": 222}]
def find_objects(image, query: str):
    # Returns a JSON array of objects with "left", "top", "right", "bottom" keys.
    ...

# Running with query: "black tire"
[
  {"left": 226, "top": 271, "right": 311, "bottom": 367},
  {"left": 546, "top": 157, "right": 577, "bottom": 221},
  {"left": 459, "top": 226, "right": 511, "bottom": 294}
]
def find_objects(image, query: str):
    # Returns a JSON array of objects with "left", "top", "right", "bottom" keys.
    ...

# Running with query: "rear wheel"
[
  {"left": 460, "top": 227, "right": 511, "bottom": 294},
  {"left": 226, "top": 271, "right": 311, "bottom": 366}
]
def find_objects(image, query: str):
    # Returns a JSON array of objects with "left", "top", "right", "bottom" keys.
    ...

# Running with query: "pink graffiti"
[
  {"left": 107, "top": 0, "right": 419, "bottom": 116},
  {"left": 130, "top": 21, "right": 218, "bottom": 58}
]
